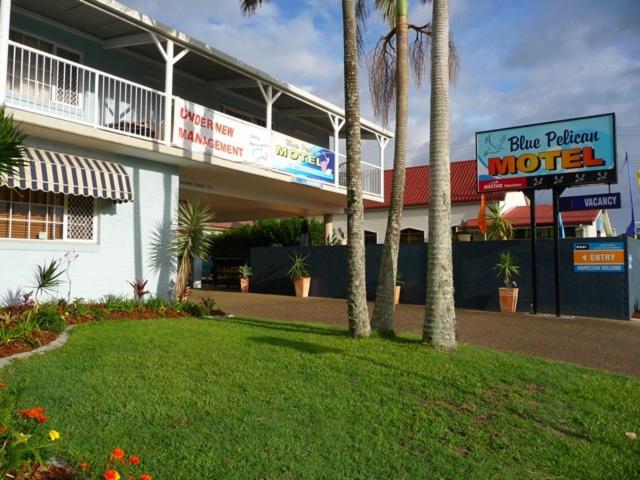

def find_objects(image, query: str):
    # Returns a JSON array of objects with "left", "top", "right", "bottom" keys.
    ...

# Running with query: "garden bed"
[{"left": 0, "top": 295, "right": 225, "bottom": 360}]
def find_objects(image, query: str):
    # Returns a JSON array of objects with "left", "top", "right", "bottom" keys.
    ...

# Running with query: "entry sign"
[
  {"left": 559, "top": 193, "right": 621, "bottom": 212},
  {"left": 573, "top": 242, "right": 625, "bottom": 272}
]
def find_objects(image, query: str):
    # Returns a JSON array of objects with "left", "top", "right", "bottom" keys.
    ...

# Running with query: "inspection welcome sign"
[{"left": 476, "top": 113, "right": 616, "bottom": 192}]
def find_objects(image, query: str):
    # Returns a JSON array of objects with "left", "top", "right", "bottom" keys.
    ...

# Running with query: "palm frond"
[
  {"left": 240, "top": 0, "right": 271, "bottom": 16},
  {"left": 31, "top": 259, "right": 65, "bottom": 299},
  {"left": 0, "top": 105, "right": 27, "bottom": 181}
]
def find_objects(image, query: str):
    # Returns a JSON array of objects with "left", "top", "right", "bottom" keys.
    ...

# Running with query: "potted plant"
[
  {"left": 288, "top": 253, "right": 311, "bottom": 298},
  {"left": 394, "top": 272, "right": 405, "bottom": 305},
  {"left": 456, "top": 226, "right": 472, "bottom": 242},
  {"left": 238, "top": 264, "right": 252, "bottom": 293},
  {"left": 495, "top": 251, "right": 520, "bottom": 313}
]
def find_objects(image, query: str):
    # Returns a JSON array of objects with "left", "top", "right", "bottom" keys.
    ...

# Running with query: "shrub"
[
  {"left": 68, "top": 298, "right": 91, "bottom": 318},
  {"left": 200, "top": 297, "right": 219, "bottom": 316},
  {"left": 173, "top": 300, "right": 204, "bottom": 318},
  {"left": 102, "top": 295, "right": 135, "bottom": 313},
  {"left": 32, "top": 304, "right": 66, "bottom": 333},
  {"left": 128, "top": 278, "right": 150, "bottom": 301},
  {"left": 145, "top": 296, "right": 168, "bottom": 313},
  {"left": 0, "top": 312, "right": 41, "bottom": 347}
]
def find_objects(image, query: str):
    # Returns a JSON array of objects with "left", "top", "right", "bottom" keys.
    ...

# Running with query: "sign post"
[{"left": 476, "top": 113, "right": 617, "bottom": 317}]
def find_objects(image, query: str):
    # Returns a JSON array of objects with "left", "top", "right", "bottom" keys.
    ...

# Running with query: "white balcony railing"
[
  {"left": 6, "top": 41, "right": 165, "bottom": 142},
  {"left": 6, "top": 40, "right": 383, "bottom": 197},
  {"left": 338, "top": 154, "right": 383, "bottom": 197}
]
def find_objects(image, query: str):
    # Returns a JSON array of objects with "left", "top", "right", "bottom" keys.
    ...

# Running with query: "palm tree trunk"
[
  {"left": 342, "top": 0, "right": 370, "bottom": 337},
  {"left": 371, "top": 2, "right": 410, "bottom": 335},
  {"left": 175, "top": 255, "right": 191, "bottom": 300},
  {"left": 423, "top": 0, "right": 456, "bottom": 349}
]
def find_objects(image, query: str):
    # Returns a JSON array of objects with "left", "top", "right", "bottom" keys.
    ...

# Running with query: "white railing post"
[
  {"left": 94, "top": 72, "right": 100, "bottom": 126},
  {"left": 153, "top": 34, "right": 189, "bottom": 145},
  {"left": 376, "top": 134, "right": 389, "bottom": 197},
  {"left": 328, "top": 113, "right": 345, "bottom": 187},
  {"left": 257, "top": 81, "right": 282, "bottom": 134},
  {"left": 0, "top": 0, "right": 12, "bottom": 104}
]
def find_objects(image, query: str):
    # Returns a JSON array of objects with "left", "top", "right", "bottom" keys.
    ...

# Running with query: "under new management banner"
[
  {"left": 172, "top": 98, "right": 336, "bottom": 185},
  {"left": 476, "top": 113, "right": 616, "bottom": 192},
  {"left": 172, "top": 98, "right": 271, "bottom": 169}
]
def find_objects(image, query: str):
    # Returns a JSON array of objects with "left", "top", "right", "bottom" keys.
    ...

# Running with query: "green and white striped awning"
[{"left": 2, "top": 147, "right": 134, "bottom": 202}]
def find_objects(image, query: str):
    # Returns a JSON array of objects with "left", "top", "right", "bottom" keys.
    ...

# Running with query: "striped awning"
[{"left": 2, "top": 147, "right": 134, "bottom": 202}]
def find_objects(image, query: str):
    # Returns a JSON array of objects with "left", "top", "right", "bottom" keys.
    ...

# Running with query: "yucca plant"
[
  {"left": 31, "top": 260, "right": 65, "bottom": 304},
  {"left": 487, "top": 202, "right": 514, "bottom": 240},
  {"left": 495, "top": 252, "right": 520, "bottom": 288},
  {"left": 287, "top": 253, "right": 310, "bottom": 280},
  {"left": 171, "top": 201, "right": 215, "bottom": 300},
  {"left": 238, "top": 264, "right": 253, "bottom": 279},
  {"left": 0, "top": 105, "right": 27, "bottom": 181}
]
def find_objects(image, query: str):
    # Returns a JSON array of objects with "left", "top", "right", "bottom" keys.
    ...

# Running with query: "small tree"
[{"left": 171, "top": 201, "right": 215, "bottom": 300}]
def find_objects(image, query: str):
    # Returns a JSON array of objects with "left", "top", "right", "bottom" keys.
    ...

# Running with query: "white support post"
[
  {"left": 328, "top": 113, "right": 345, "bottom": 186},
  {"left": 376, "top": 134, "right": 390, "bottom": 196},
  {"left": 0, "top": 0, "right": 12, "bottom": 104},
  {"left": 257, "top": 81, "right": 282, "bottom": 133},
  {"left": 152, "top": 34, "right": 189, "bottom": 145}
]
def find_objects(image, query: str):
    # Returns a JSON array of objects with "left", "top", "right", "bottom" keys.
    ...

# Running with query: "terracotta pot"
[
  {"left": 394, "top": 285, "right": 401, "bottom": 305},
  {"left": 457, "top": 233, "right": 472, "bottom": 242},
  {"left": 240, "top": 277, "right": 249, "bottom": 293},
  {"left": 294, "top": 277, "right": 311, "bottom": 297},
  {"left": 498, "top": 287, "right": 518, "bottom": 313}
]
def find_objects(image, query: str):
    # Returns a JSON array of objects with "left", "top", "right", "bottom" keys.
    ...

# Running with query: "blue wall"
[{"left": 250, "top": 238, "right": 633, "bottom": 320}]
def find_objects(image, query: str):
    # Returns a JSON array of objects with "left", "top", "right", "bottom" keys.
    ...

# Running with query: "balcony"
[{"left": 5, "top": 40, "right": 384, "bottom": 197}]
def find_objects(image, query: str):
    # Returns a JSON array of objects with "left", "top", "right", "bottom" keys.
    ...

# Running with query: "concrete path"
[{"left": 193, "top": 290, "right": 640, "bottom": 378}]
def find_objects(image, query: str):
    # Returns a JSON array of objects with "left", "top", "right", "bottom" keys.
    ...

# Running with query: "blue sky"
[{"left": 125, "top": 0, "right": 640, "bottom": 232}]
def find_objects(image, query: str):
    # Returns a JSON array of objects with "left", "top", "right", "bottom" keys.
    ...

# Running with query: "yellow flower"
[{"left": 49, "top": 430, "right": 61, "bottom": 441}]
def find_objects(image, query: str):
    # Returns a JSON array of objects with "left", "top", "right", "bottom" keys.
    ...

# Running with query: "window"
[
  {"left": 400, "top": 228, "right": 425, "bottom": 244},
  {"left": 364, "top": 230, "right": 377, "bottom": 244},
  {"left": 0, "top": 188, "right": 96, "bottom": 241},
  {"left": 8, "top": 30, "right": 83, "bottom": 107}
]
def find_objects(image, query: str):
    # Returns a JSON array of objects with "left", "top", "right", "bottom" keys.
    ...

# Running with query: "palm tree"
[
  {"left": 423, "top": 0, "right": 456, "bottom": 349},
  {"left": 0, "top": 105, "right": 26, "bottom": 181},
  {"left": 240, "top": 0, "right": 370, "bottom": 337},
  {"left": 342, "top": 0, "right": 370, "bottom": 337},
  {"left": 171, "top": 201, "right": 215, "bottom": 300},
  {"left": 486, "top": 202, "right": 514, "bottom": 240},
  {"left": 366, "top": 0, "right": 457, "bottom": 335}
]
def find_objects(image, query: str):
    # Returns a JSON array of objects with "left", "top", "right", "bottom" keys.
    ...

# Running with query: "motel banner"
[
  {"left": 476, "top": 113, "right": 616, "bottom": 192},
  {"left": 172, "top": 98, "right": 335, "bottom": 184}
]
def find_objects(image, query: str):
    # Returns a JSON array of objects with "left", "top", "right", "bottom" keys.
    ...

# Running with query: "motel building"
[
  {"left": 0, "top": 0, "right": 392, "bottom": 300},
  {"left": 331, "top": 161, "right": 604, "bottom": 244}
]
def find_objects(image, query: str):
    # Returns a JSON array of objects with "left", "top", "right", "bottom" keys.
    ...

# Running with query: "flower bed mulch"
[{"left": 0, "top": 330, "right": 59, "bottom": 358}]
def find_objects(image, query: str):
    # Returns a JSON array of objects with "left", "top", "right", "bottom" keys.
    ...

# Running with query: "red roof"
[
  {"left": 463, "top": 205, "right": 600, "bottom": 228},
  {"left": 364, "top": 160, "right": 504, "bottom": 210}
]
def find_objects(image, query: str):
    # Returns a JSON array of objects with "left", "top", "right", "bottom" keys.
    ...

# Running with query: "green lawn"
[{"left": 2, "top": 317, "right": 640, "bottom": 479}]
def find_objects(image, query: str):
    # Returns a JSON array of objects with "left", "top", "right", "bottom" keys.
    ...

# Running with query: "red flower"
[
  {"left": 111, "top": 448, "right": 125, "bottom": 462},
  {"left": 103, "top": 470, "right": 121, "bottom": 480},
  {"left": 79, "top": 462, "right": 90, "bottom": 471},
  {"left": 140, "top": 475, "right": 152, "bottom": 480},
  {"left": 0, "top": 382, "right": 6, "bottom": 388},
  {"left": 129, "top": 456, "right": 141, "bottom": 465},
  {"left": 19, "top": 407, "right": 47, "bottom": 423}
]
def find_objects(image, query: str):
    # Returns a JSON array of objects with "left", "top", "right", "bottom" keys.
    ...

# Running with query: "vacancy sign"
[
  {"left": 559, "top": 193, "right": 621, "bottom": 212},
  {"left": 573, "top": 242, "right": 625, "bottom": 272},
  {"left": 172, "top": 98, "right": 271, "bottom": 169}
]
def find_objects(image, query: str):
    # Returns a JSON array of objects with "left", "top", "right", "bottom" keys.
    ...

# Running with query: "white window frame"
[
  {"left": 9, "top": 28, "right": 85, "bottom": 109},
  {"left": 0, "top": 189, "right": 98, "bottom": 244}
]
